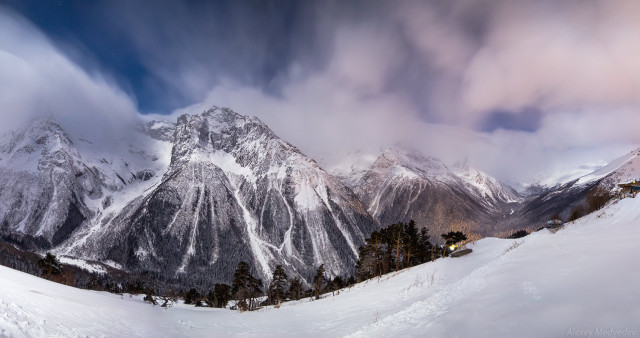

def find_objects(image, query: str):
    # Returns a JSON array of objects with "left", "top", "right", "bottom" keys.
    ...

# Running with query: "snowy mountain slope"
[
  {"left": 352, "top": 147, "right": 522, "bottom": 239},
  {"left": 323, "top": 147, "right": 385, "bottom": 190},
  {"left": 1, "top": 196, "right": 638, "bottom": 337},
  {"left": 515, "top": 148, "right": 640, "bottom": 226},
  {"left": 63, "top": 107, "right": 376, "bottom": 283},
  {"left": 0, "top": 118, "right": 172, "bottom": 250},
  {"left": 0, "top": 119, "right": 95, "bottom": 248},
  {"left": 523, "top": 147, "right": 640, "bottom": 200},
  {"left": 530, "top": 160, "right": 607, "bottom": 189},
  {"left": 580, "top": 148, "right": 640, "bottom": 188},
  {"left": 452, "top": 159, "right": 521, "bottom": 204}
]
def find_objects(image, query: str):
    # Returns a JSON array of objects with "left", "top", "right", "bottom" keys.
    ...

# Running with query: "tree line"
[
  {"left": 168, "top": 261, "right": 359, "bottom": 311},
  {"left": 169, "top": 220, "right": 468, "bottom": 311},
  {"left": 10, "top": 219, "right": 468, "bottom": 312},
  {"left": 355, "top": 220, "right": 467, "bottom": 282}
]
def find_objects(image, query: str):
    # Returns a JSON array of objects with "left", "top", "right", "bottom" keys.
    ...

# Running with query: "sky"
[{"left": 1, "top": 0, "right": 639, "bottom": 185}]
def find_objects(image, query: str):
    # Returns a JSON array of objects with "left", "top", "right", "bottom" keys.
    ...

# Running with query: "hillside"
[{"left": 2, "top": 196, "right": 639, "bottom": 337}]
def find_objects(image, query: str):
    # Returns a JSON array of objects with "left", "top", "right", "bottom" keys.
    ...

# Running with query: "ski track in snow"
[{"left": 346, "top": 240, "right": 521, "bottom": 337}]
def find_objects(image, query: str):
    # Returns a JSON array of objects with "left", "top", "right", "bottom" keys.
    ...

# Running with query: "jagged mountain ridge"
[
  {"left": 57, "top": 107, "right": 376, "bottom": 283},
  {"left": 351, "top": 146, "right": 640, "bottom": 238},
  {"left": 351, "top": 147, "right": 523, "bottom": 240},
  {"left": 515, "top": 148, "right": 640, "bottom": 225},
  {"left": 1, "top": 106, "right": 634, "bottom": 286},
  {"left": 0, "top": 118, "right": 172, "bottom": 251},
  {"left": 349, "top": 146, "right": 640, "bottom": 238},
  {"left": 0, "top": 120, "right": 96, "bottom": 247}
]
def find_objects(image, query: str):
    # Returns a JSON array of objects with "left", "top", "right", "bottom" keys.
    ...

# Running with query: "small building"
[
  {"left": 618, "top": 181, "right": 640, "bottom": 198},
  {"left": 546, "top": 219, "right": 563, "bottom": 228}
]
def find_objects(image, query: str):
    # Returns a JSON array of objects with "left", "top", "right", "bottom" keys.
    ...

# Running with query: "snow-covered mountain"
[
  {"left": 0, "top": 108, "right": 376, "bottom": 285},
  {"left": 2, "top": 106, "right": 637, "bottom": 286},
  {"left": 351, "top": 147, "right": 522, "bottom": 240},
  {"left": 575, "top": 148, "right": 640, "bottom": 188},
  {"left": 49, "top": 107, "right": 376, "bottom": 283},
  {"left": 0, "top": 119, "right": 170, "bottom": 250},
  {"left": 514, "top": 148, "right": 640, "bottom": 225},
  {"left": 451, "top": 159, "right": 522, "bottom": 205},
  {"left": 0, "top": 119, "right": 97, "bottom": 248}
]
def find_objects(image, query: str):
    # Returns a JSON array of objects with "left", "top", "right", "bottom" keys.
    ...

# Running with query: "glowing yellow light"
[{"left": 449, "top": 245, "right": 457, "bottom": 251}]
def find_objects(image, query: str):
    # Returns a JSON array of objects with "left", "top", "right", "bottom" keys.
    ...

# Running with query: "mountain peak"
[
  {"left": 377, "top": 146, "right": 452, "bottom": 181},
  {"left": 0, "top": 117, "right": 77, "bottom": 172}
]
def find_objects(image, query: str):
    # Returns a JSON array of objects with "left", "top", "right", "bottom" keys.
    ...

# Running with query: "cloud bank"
[
  {"left": 0, "top": 7, "right": 140, "bottom": 148},
  {"left": 3, "top": 1, "right": 640, "bottom": 183}
]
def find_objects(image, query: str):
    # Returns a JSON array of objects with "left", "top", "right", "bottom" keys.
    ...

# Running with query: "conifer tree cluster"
[
  {"left": 267, "top": 265, "right": 288, "bottom": 305},
  {"left": 38, "top": 252, "right": 63, "bottom": 277},
  {"left": 313, "top": 264, "right": 326, "bottom": 300},
  {"left": 173, "top": 261, "right": 358, "bottom": 311},
  {"left": 143, "top": 222, "right": 468, "bottom": 311},
  {"left": 231, "top": 261, "right": 263, "bottom": 311},
  {"left": 356, "top": 220, "right": 434, "bottom": 281},
  {"left": 440, "top": 231, "right": 467, "bottom": 257}
]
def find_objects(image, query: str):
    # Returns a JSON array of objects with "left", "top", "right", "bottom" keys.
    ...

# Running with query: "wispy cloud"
[{"left": 0, "top": 7, "right": 139, "bottom": 147}]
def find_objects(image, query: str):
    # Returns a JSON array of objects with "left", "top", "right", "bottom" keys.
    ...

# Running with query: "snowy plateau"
[{"left": 1, "top": 196, "right": 639, "bottom": 337}]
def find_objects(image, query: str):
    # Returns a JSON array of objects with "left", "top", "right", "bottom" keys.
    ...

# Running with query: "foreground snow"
[{"left": 2, "top": 198, "right": 640, "bottom": 337}]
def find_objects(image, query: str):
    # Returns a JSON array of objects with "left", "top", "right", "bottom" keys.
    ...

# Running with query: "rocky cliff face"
[
  {"left": 351, "top": 147, "right": 523, "bottom": 240},
  {"left": 0, "top": 120, "right": 97, "bottom": 248},
  {"left": 0, "top": 118, "right": 172, "bottom": 250},
  {"left": 58, "top": 107, "right": 376, "bottom": 282}
]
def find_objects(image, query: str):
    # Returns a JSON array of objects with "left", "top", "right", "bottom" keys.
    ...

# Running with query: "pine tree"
[
  {"left": 289, "top": 277, "right": 303, "bottom": 301},
  {"left": 441, "top": 231, "right": 467, "bottom": 246},
  {"left": 213, "top": 283, "right": 231, "bottom": 308},
  {"left": 205, "top": 290, "right": 215, "bottom": 307},
  {"left": 313, "top": 264, "right": 326, "bottom": 300},
  {"left": 232, "top": 261, "right": 252, "bottom": 311},
  {"left": 268, "top": 265, "right": 288, "bottom": 305},
  {"left": 248, "top": 275, "right": 263, "bottom": 310},
  {"left": 231, "top": 262, "right": 262, "bottom": 311},
  {"left": 332, "top": 276, "right": 345, "bottom": 290},
  {"left": 38, "top": 253, "right": 62, "bottom": 277},
  {"left": 184, "top": 288, "right": 200, "bottom": 305},
  {"left": 403, "top": 220, "right": 419, "bottom": 267},
  {"left": 355, "top": 244, "right": 374, "bottom": 281},
  {"left": 379, "top": 227, "right": 394, "bottom": 274},
  {"left": 391, "top": 223, "right": 407, "bottom": 271},
  {"left": 325, "top": 278, "right": 335, "bottom": 296},
  {"left": 416, "top": 227, "right": 434, "bottom": 264}
]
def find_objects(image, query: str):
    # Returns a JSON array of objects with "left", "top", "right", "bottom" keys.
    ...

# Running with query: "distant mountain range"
[{"left": 0, "top": 106, "right": 634, "bottom": 285}]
